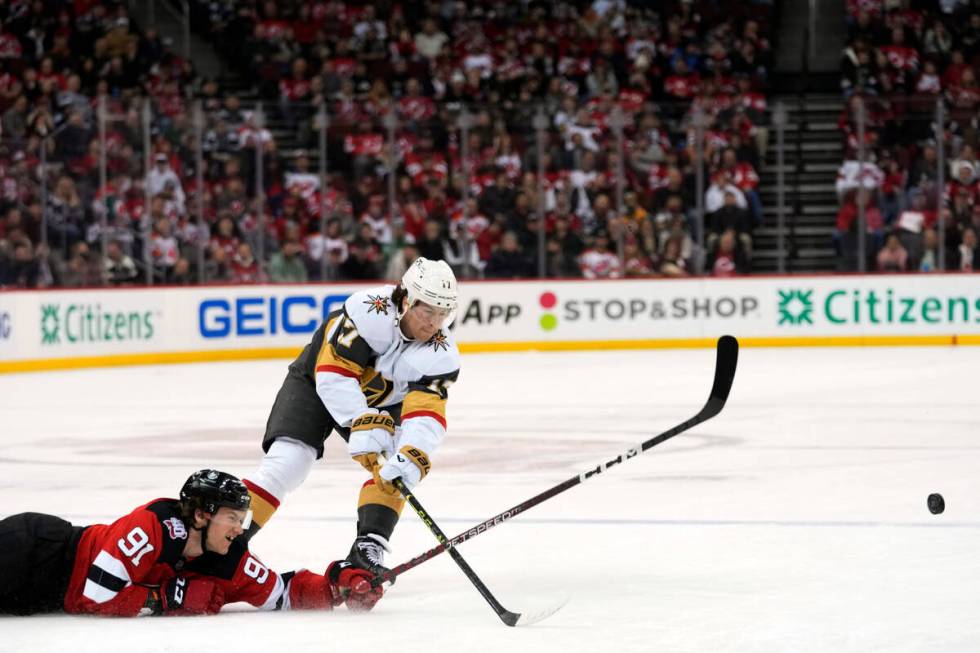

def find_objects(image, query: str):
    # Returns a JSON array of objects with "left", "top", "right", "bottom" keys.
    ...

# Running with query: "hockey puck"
[{"left": 927, "top": 493, "right": 945, "bottom": 515}]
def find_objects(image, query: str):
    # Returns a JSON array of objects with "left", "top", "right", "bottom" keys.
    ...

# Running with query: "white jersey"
[
  {"left": 284, "top": 172, "right": 321, "bottom": 199},
  {"left": 308, "top": 285, "right": 460, "bottom": 458}
]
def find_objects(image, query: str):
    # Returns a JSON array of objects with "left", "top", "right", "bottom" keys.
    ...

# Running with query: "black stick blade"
[{"left": 707, "top": 335, "right": 739, "bottom": 407}]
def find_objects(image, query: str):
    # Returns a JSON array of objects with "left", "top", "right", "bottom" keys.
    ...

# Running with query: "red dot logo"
[{"left": 539, "top": 292, "right": 557, "bottom": 309}]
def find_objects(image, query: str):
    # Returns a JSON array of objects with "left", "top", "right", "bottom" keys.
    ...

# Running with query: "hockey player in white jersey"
[{"left": 242, "top": 258, "right": 460, "bottom": 593}]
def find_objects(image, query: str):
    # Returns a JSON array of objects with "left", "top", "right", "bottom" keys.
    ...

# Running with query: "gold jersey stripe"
[{"left": 402, "top": 390, "right": 446, "bottom": 421}]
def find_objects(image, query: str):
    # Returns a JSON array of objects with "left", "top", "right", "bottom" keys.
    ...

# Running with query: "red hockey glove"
[
  {"left": 160, "top": 577, "right": 225, "bottom": 615},
  {"left": 326, "top": 560, "right": 384, "bottom": 612},
  {"left": 287, "top": 570, "right": 335, "bottom": 611}
]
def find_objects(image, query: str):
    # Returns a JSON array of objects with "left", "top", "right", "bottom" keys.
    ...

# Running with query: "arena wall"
[{"left": 1, "top": 275, "right": 979, "bottom": 373}]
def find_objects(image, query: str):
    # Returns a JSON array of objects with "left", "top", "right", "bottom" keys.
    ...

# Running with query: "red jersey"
[{"left": 63, "top": 499, "right": 318, "bottom": 616}]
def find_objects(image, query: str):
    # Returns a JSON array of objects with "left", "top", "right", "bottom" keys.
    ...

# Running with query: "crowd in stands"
[
  {"left": 838, "top": 0, "right": 980, "bottom": 272},
  {"left": 0, "top": 0, "right": 774, "bottom": 289}
]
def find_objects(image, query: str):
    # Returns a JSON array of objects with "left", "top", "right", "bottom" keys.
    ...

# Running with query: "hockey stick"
[
  {"left": 383, "top": 335, "right": 739, "bottom": 590},
  {"left": 391, "top": 477, "right": 546, "bottom": 627}
]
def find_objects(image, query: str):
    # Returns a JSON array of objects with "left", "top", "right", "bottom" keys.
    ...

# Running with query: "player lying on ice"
[{"left": 0, "top": 469, "right": 382, "bottom": 616}]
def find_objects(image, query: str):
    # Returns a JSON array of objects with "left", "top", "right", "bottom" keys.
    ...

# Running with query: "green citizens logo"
[
  {"left": 778, "top": 289, "right": 814, "bottom": 325},
  {"left": 40, "top": 303, "right": 155, "bottom": 345},
  {"left": 778, "top": 288, "right": 980, "bottom": 326}
]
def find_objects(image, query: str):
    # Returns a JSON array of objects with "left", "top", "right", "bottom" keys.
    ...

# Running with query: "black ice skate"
[{"left": 346, "top": 533, "right": 394, "bottom": 584}]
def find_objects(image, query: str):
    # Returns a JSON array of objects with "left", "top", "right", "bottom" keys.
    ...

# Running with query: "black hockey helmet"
[{"left": 179, "top": 469, "right": 251, "bottom": 515}]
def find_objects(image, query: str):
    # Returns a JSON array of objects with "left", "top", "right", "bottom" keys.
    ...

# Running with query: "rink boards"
[{"left": 1, "top": 274, "right": 979, "bottom": 372}]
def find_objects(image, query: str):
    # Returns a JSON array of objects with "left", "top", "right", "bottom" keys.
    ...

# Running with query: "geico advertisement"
[{"left": 197, "top": 290, "right": 354, "bottom": 339}]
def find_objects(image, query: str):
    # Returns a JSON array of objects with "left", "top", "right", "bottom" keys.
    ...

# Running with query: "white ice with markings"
[{"left": 1, "top": 346, "right": 979, "bottom": 652}]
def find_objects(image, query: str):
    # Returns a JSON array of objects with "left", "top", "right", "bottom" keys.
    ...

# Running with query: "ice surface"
[{"left": 2, "top": 346, "right": 979, "bottom": 652}]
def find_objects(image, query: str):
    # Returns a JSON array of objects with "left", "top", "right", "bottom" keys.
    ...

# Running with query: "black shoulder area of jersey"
[
  {"left": 408, "top": 368, "right": 460, "bottom": 399},
  {"left": 145, "top": 499, "right": 191, "bottom": 568},
  {"left": 328, "top": 306, "right": 375, "bottom": 366},
  {"left": 183, "top": 535, "right": 249, "bottom": 580}
]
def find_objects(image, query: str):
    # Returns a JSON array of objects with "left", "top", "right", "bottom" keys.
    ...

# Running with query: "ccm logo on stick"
[{"left": 579, "top": 448, "right": 640, "bottom": 482}]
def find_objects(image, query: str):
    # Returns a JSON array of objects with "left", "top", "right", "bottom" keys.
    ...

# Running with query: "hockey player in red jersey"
[
  {"left": 243, "top": 258, "right": 461, "bottom": 584},
  {"left": 0, "top": 469, "right": 382, "bottom": 616}
]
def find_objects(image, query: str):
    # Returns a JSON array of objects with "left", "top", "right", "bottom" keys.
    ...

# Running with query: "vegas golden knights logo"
[
  {"left": 427, "top": 331, "right": 449, "bottom": 352},
  {"left": 360, "top": 367, "right": 393, "bottom": 407},
  {"left": 363, "top": 294, "right": 391, "bottom": 315}
]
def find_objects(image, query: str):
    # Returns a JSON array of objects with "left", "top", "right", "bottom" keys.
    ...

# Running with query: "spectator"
[
  {"left": 146, "top": 153, "right": 187, "bottom": 213},
  {"left": 953, "top": 227, "right": 978, "bottom": 271},
  {"left": 708, "top": 190, "right": 754, "bottom": 253},
  {"left": 622, "top": 238, "right": 656, "bottom": 277},
  {"left": 322, "top": 218, "right": 351, "bottom": 278},
  {"left": 340, "top": 223, "right": 383, "bottom": 280},
  {"left": 415, "top": 219, "right": 448, "bottom": 262},
  {"left": 151, "top": 218, "right": 180, "bottom": 283},
  {"left": 414, "top": 18, "right": 448, "bottom": 61},
  {"left": 60, "top": 242, "right": 102, "bottom": 288},
  {"left": 894, "top": 190, "right": 935, "bottom": 266},
  {"left": 478, "top": 171, "right": 517, "bottom": 222},
  {"left": 919, "top": 228, "right": 941, "bottom": 272},
  {"left": 2, "top": 95, "right": 28, "bottom": 142},
  {"left": 1, "top": 239, "right": 41, "bottom": 288},
  {"left": 485, "top": 231, "right": 532, "bottom": 279},
  {"left": 55, "top": 110, "right": 91, "bottom": 161},
  {"left": 268, "top": 228, "right": 309, "bottom": 283},
  {"left": 543, "top": 216, "right": 584, "bottom": 277},
  {"left": 442, "top": 221, "right": 483, "bottom": 277},
  {"left": 104, "top": 240, "right": 138, "bottom": 285},
  {"left": 705, "top": 172, "right": 747, "bottom": 215},
  {"left": 577, "top": 231, "right": 622, "bottom": 279},
  {"left": 204, "top": 246, "right": 231, "bottom": 282},
  {"left": 836, "top": 189, "right": 884, "bottom": 271},
  {"left": 659, "top": 235, "right": 691, "bottom": 277},
  {"left": 171, "top": 257, "right": 195, "bottom": 285},
  {"left": 231, "top": 242, "right": 263, "bottom": 283},
  {"left": 45, "top": 176, "right": 85, "bottom": 251},
  {"left": 720, "top": 148, "right": 762, "bottom": 224},
  {"left": 877, "top": 232, "right": 909, "bottom": 271},
  {"left": 57, "top": 76, "right": 92, "bottom": 126},
  {"left": 710, "top": 228, "right": 749, "bottom": 277},
  {"left": 385, "top": 241, "right": 419, "bottom": 281}
]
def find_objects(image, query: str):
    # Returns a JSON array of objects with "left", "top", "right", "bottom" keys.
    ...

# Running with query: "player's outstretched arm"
[
  {"left": 286, "top": 561, "right": 383, "bottom": 612},
  {"left": 222, "top": 549, "right": 383, "bottom": 613}
]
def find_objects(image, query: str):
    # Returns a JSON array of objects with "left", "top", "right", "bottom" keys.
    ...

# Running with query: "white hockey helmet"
[{"left": 400, "top": 257, "right": 458, "bottom": 328}]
